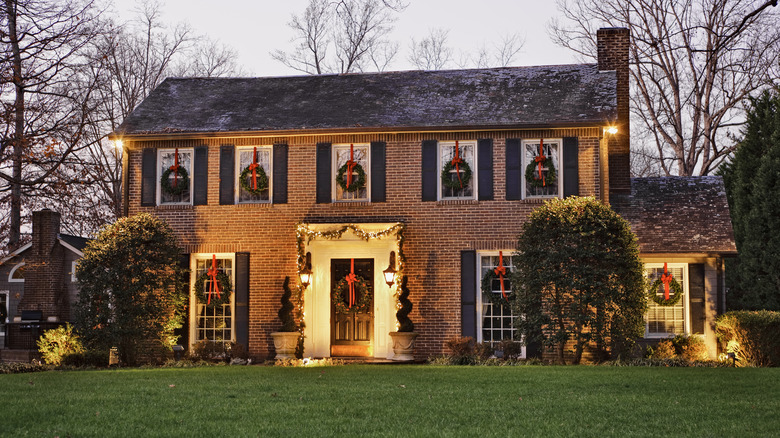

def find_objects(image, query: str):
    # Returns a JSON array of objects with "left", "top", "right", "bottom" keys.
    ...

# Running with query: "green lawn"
[{"left": 2, "top": 365, "right": 778, "bottom": 437}]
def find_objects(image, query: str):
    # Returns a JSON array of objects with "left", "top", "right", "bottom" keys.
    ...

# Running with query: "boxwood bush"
[{"left": 716, "top": 310, "right": 780, "bottom": 367}]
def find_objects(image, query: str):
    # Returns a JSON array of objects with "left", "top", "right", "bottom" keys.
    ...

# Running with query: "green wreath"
[
  {"left": 239, "top": 164, "right": 269, "bottom": 195},
  {"left": 524, "top": 157, "right": 557, "bottom": 189},
  {"left": 481, "top": 269, "right": 513, "bottom": 308},
  {"left": 160, "top": 165, "right": 190, "bottom": 196},
  {"left": 332, "top": 275, "right": 372, "bottom": 314},
  {"left": 336, "top": 162, "right": 367, "bottom": 193},
  {"left": 194, "top": 270, "right": 233, "bottom": 308},
  {"left": 441, "top": 160, "right": 472, "bottom": 190},
  {"left": 647, "top": 277, "right": 683, "bottom": 307}
]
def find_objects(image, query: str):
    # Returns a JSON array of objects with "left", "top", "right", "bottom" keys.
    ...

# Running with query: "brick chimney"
[
  {"left": 17, "top": 209, "right": 69, "bottom": 321},
  {"left": 597, "top": 27, "right": 631, "bottom": 201}
]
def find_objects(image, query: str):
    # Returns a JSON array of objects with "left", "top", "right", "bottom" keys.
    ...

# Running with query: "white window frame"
[
  {"left": 156, "top": 148, "right": 194, "bottom": 206},
  {"left": 521, "top": 138, "right": 563, "bottom": 199},
  {"left": 332, "top": 143, "right": 371, "bottom": 202},
  {"left": 8, "top": 262, "right": 25, "bottom": 283},
  {"left": 644, "top": 262, "right": 690, "bottom": 338},
  {"left": 476, "top": 251, "right": 525, "bottom": 358},
  {"left": 0, "top": 290, "right": 8, "bottom": 323},
  {"left": 438, "top": 140, "right": 477, "bottom": 200},
  {"left": 189, "top": 253, "right": 236, "bottom": 346},
  {"left": 235, "top": 145, "right": 273, "bottom": 204},
  {"left": 71, "top": 261, "right": 77, "bottom": 282}
]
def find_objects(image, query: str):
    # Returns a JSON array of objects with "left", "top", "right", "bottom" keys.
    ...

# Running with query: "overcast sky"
[{"left": 110, "top": 0, "right": 578, "bottom": 76}]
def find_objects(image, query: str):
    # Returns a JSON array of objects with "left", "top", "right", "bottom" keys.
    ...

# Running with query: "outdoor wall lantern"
[
  {"left": 604, "top": 126, "right": 618, "bottom": 135},
  {"left": 383, "top": 251, "right": 397, "bottom": 287},
  {"left": 299, "top": 252, "right": 312, "bottom": 289}
]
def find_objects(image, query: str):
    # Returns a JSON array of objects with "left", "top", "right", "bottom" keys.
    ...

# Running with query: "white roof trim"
[
  {"left": 0, "top": 242, "right": 32, "bottom": 266},
  {"left": 58, "top": 238, "right": 84, "bottom": 257}
]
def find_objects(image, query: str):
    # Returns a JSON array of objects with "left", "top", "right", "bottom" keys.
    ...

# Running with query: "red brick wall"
[
  {"left": 597, "top": 28, "right": 631, "bottom": 200},
  {"left": 127, "top": 129, "right": 604, "bottom": 359}
]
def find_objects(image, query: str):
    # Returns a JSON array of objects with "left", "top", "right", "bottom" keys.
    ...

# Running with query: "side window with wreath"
[
  {"left": 333, "top": 143, "right": 369, "bottom": 201},
  {"left": 158, "top": 148, "right": 192, "bottom": 205},
  {"left": 523, "top": 139, "right": 560, "bottom": 198},
  {"left": 440, "top": 141, "right": 475, "bottom": 199},
  {"left": 236, "top": 146, "right": 272, "bottom": 203}
]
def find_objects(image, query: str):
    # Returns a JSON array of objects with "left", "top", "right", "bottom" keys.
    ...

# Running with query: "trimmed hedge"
[{"left": 716, "top": 310, "right": 780, "bottom": 367}]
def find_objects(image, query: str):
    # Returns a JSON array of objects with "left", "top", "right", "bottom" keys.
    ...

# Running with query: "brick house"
[
  {"left": 113, "top": 28, "right": 735, "bottom": 361},
  {"left": 0, "top": 209, "right": 88, "bottom": 361}
]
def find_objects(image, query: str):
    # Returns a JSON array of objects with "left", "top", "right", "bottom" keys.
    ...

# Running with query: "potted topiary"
[
  {"left": 271, "top": 277, "right": 300, "bottom": 359},
  {"left": 389, "top": 276, "right": 418, "bottom": 361}
]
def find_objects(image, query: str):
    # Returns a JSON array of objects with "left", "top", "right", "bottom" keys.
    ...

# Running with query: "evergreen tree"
[{"left": 721, "top": 89, "right": 780, "bottom": 310}]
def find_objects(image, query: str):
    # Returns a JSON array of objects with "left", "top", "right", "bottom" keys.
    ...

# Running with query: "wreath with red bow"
[
  {"left": 194, "top": 271, "right": 233, "bottom": 308},
  {"left": 239, "top": 164, "right": 269, "bottom": 195},
  {"left": 481, "top": 270, "right": 513, "bottom": 308},
  {"left": 336, "top": 162, "right": 366, "bottom": 193},
  {"left": 647, "top": 276, "right": 683, "bottom": 307},
  {"left": 525, "top": 157, "right": 557, "bottom": 189},
  {"left": 160, "top": 165, "right": 189, "bottom": 196},
  {"left": 332, "top": 275, "right": 372, "bottom": 314}
]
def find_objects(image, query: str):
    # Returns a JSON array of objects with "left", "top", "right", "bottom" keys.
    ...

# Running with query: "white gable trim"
[
  {"left": 0, "top": 242, "right": 32, "bottom": 266},
  {"left": 58, "top": 238, "right": 84, "bottom": 257}
]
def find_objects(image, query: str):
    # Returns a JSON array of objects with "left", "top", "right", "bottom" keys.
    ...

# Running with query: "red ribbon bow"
[
  {"left": 660, "top": 262, "right": 673, "bottom": 300},
  {"left": 206, "top": 254, "right": 221, "bottom": 305},
  {"left": 534, "top": 139, "right": 546, "bottom": 187},
  {"left": 346, "top": 258, "right": 357, "bottom": 308},
  {"left": 451, "top": 141, "right": 465, "bottom": 188},
  {"left": 345, "top": 144, "right": 356, "bottom": 187},
  {"left": 248, "top": 146, "right": 259, "bottom": 190},
  {"left": 169, "top": 148, "right": 180, "bottom": 188},
  {"left": 494, "top": 251, "right": 507, "bottom": 299}
]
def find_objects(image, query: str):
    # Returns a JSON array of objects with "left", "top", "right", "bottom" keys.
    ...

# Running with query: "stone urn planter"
[
  {"left": 271, "top": 332, "right": 300, "bottom": 359},
  {"left": 389, "top": 331, "right": 418, "bottom": 361}
]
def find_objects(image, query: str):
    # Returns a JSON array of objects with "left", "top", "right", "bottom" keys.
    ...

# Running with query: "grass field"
[{"left": 2, "top": 365, "right": 779, "bottom": 437}]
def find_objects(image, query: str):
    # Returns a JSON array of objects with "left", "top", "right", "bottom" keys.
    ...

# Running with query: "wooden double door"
[{"left": 330, "top": 258, "right": 373, "bottom": 357}]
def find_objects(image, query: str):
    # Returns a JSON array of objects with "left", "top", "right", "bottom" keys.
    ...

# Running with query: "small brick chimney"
[
  {"left": 17, "top": 209, "right": 69, "bottom": 321},
  {"left": 597, "top": 27, "right": 631, "bottom": 201}
]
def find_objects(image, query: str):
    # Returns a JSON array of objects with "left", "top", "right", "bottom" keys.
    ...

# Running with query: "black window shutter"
[
  {"left": 235, "top": 252, "right": 250, "bottom": 351},
  {"left": 273, "top": 144, "right": 288, "bottom": 204},
  {"left": 141, "top": 148, "right": 157, "bottom": 206},
  {"left": 316, "top": 143, "right": 332, "bottom": 203},
  {"left": 193, "top": 146, "right": 208, "bottom": 205},
  {"left": 477, "top": 139, "right": 494, "bottom": 201},
  {"left": 689, "top": 263, "right": 706, "bottom": 334},
  {"left": 563, "top": 137, "right": 579, "bottom": 198},
  {"left": 505, "top": 139, "right": 521, "bottom": 200},
  {"left": 219, "top": 145, "right": 235, "bottom": 205},
  {"left": 370, "top": 141, "right": 386, "bottom": 202},
  {"left": 421, "top": 140, "right": 438, "bottom": 202},
  {"left": 176, "top": 253, "right": 190, "bottom": 350},
  {"left": 461, "top": 250, "right": 477, "bottom": 338}
]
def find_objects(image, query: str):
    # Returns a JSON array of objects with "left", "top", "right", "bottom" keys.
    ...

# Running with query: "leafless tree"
[
  {"left": 272, "top": 0, "right": 405, "bottom": 74},
  {"left": 0, "top": 0, "right": 106, "bottom": 248},
  {"left": 451, "top": 32, "right": 525, "bottom": 70},
  {"left": 408, "top": 28, "right": 453, "bottom": 70},
  {"left": 550, "top": 0, "right": 780, "bottom": 176}
]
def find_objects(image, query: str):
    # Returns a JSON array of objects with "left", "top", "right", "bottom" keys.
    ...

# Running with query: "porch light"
[
  {"left": 604, "top": 126, "right": 618, "bottom": 135},
  {"left": 383, "top": 251, "right": 397, "bottom": 287},
  {"left": 114, "top": 138, "right": 124, "bottom": 150},
  {"left": 299, "top": 252, "right": 312, "bottom": 289}
]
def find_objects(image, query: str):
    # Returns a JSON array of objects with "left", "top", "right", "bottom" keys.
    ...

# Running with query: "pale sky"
[{"left": 110, "top": 0, "right": 578, "bottom": 76}]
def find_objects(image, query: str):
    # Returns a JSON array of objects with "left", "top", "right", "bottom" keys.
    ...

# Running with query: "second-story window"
[
  {"left": 158, "top": 148, "right": 193, "bottom": 205},
  {"left": 236, "top": 146, "right": 272, "bottom": 203},
  {"left": 333, "top": 143, "right": 369, "bottom": 201},
  {"left": 439, "top": 140, "right": 476, "bottom": 199},
  {"left": 522, "top": 139, "right": 561, "bottom": 199}
]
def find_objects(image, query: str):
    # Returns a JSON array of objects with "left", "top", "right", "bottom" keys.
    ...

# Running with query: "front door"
[{"left": 331, "top": 258, "right": 373, "bottom": 357}]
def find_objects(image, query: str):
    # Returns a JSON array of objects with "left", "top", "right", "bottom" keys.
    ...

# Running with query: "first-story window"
[
  {"left": 522, "top": 139, "right": 561, "bottom": 198},
  {"left": 645, "top": 263, "right": 688, "bottom": 337},
  {"left": 440, "top": 141, "right": 476, "bottom": 199},
  {"left": 158, "top": 148, "right": 193, "bottom": 205},
  {"left": 478, "top": 252, "right": 519, "bottom": 349},
  {"left": 236, "top": 146, "right": 272, "bottom": 203},
  {"left": 333, "top": 143, "right": 369, "bottom": 201},
  {"left": 191, "top": 254, "right": 235, "bottom": 345}
]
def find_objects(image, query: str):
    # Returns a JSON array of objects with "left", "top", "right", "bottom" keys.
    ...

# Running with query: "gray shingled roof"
[
  {"left": 612, "top": 176, "right": 737, "bottom": 254},
  {"left": 116, "top": 64, "right": 617, "bottom": 136}
]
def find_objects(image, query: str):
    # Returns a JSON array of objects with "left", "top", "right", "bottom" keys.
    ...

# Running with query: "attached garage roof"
[
  {"left": 116, "top": 64, "right": 617, "bottom": 136},
  {"left": 613, "top": 176, "right": 737, "bottom": 255}
]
